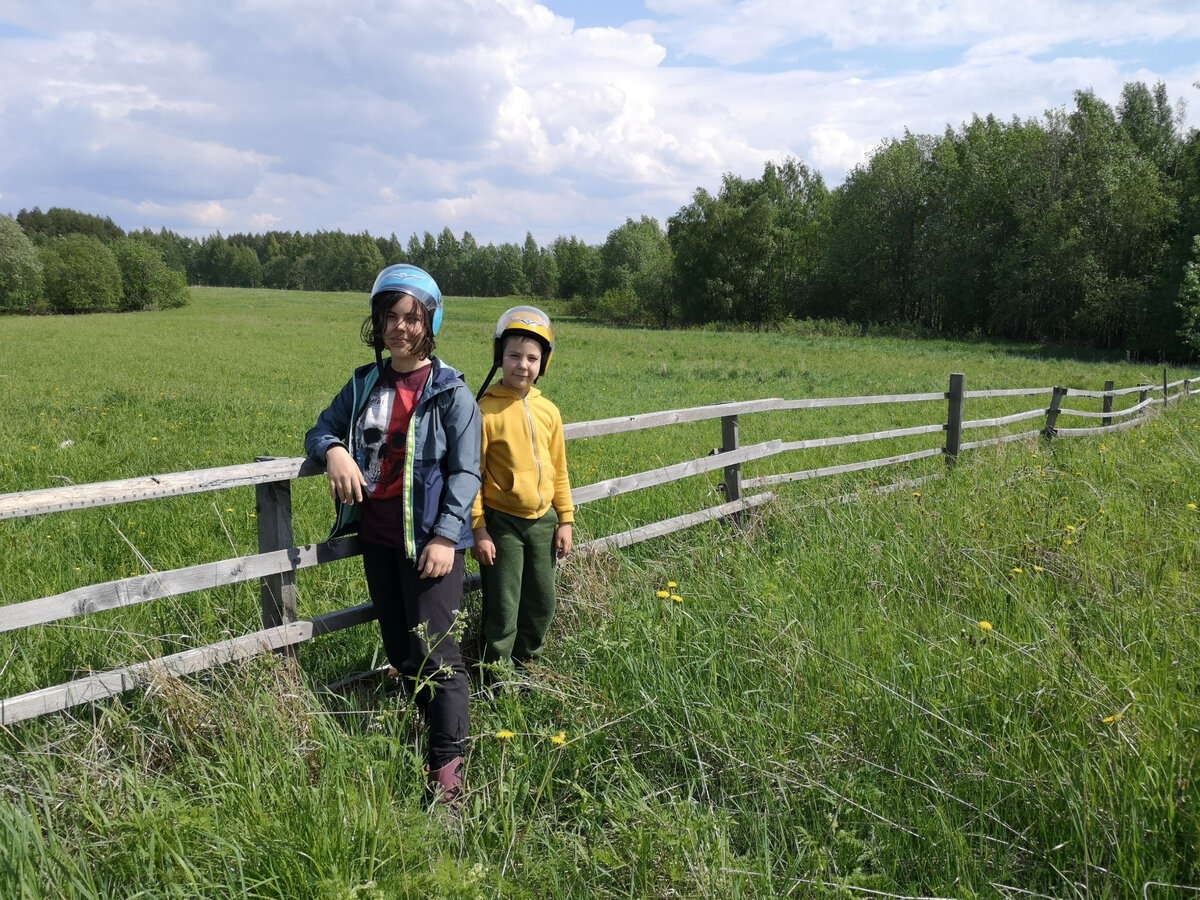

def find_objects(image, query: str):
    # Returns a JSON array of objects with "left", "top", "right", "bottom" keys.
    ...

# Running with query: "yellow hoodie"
[{"left": 471, "top": 383, "right": 574, "bottom": 529}]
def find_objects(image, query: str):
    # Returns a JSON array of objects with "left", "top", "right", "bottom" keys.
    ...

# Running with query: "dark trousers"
[
  {"left": 479, "top": 507, "right": 558, "bottom": 666},
  {"left": 361, "top": 541, "right": 469, "bottom": 769}
]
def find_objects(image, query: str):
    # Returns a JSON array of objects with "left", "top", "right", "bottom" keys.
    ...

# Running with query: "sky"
[{"left": 1, "top": 1, "right": 1198, "bottom": 247}]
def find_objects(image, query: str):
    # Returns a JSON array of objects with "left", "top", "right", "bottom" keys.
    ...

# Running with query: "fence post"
[
  {"left": 944, "top": 373, "right": 964, "bottom": 470},
  {"left": 1102, "top": 380, "right": 1114, "bottom": 427},
  {"left": 720, "top": 413, "right": 742, "bottom": 528},
  {"left": 1163, "top": 367, "right": 1169, "bottom": 411},
  {"left": 255, "top": 459, "right": 298, "bottom": 632},
  {"left": 1043, "top": 387, "right": 1066, "bottom": 439}
]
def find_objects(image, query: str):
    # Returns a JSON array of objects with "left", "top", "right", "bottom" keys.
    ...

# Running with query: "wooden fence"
[{"left": 0, "top": 371, "right": 1193, "bottom": 726}]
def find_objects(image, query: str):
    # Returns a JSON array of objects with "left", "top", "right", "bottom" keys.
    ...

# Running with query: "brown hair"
[{"left": 360, "top": 290, "right": 436, "bottom": 360}]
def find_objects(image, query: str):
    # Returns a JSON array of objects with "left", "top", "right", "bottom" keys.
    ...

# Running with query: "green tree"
[
  {"left": 530, "top": 249, "right": 559, "bottom": 300},
  {"left": 433, "top": 228, "right": 463, "bottom": 294},
  {"left": 599, "top": 216, "right": 673, "bottom": 325},
  {"left": 1062, "top": 89, "right": 1176, "bottom": 349},
  {"left": 1176, "top": 235, "right": 1200, "bottom": 358},
  {"left": 823, "top": 134, "right": 934, "bottom": 327},
  {"left": 127, "top": 227, "right": 195, "bottom": 276},
  {"left": 17, "top": 207, "right": 125, "bottom": 243},
  {"left": 196, "top": 234, "right": 234, "bottom": 286},
  {"left": 0, "top": 214, "right": 45, "bottom": 313},
  {"left": 550, "top": 236, "right": 600, "bottom": 302},
  {"left": 375, "top": 232, "right": 406, "bottom": 266},
  {"left": 461, "top": 240, "right": 496, "bottom": 297},
  {"left": 1117, "top": 80, "right": 1181, "bottom": 175},
  {"left": 492, "top": 243, "right": 529, "bottom": 296},
  {"left": 38, "top": 234, "right": 123, "bottom": 312},
  {"left": 228, "top": 244, "right": 263, "bottom": 288},
  {"left": 671, "top": 158, "right": 826, "bottom": 325}
]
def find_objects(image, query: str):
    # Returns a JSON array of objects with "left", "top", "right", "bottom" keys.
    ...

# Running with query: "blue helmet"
[{"left": 370, "top": 264, "right": 443, "bottom": 335}]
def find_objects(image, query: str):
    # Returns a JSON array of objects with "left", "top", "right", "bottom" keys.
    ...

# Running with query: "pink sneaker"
[{"left": 426, "top": 756, "right": 465, "bottom": 815}]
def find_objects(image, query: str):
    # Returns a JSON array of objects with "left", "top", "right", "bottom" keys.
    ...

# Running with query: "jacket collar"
[{"left": 482, "top": 382, "right": 541, "bottom": 402}]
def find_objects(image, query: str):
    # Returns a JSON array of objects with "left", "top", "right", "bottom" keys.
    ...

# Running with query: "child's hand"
[
  {"left": 417, "top": 536, "right": 456, "bottom": 579},
  {"left": 554, "top": 523, "right": 573, "bottom": 559},
  {"left": 471, "top": 527, "right": 496, "bottom": 566},
  {"left": 326, "top": 445, "right": 367, "bottom": 505}
]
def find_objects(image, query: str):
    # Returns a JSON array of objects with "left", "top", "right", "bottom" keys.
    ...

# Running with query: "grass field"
[{"left": 1, "top": 287, "right": 1198, "bottom": 898}]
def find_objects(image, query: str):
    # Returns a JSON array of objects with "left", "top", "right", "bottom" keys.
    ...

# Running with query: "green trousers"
[{"left": 479, "top": 506, "right": 558, "bottom": 666}]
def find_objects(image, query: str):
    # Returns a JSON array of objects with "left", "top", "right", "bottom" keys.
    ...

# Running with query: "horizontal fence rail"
[{"left": 0, "top": 370, "right": 1193, "bottom": 725}]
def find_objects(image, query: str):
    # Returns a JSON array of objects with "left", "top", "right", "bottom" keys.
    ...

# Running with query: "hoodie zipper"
[{"left": 521, "top": 394, "right": 544, "bottom": 509}]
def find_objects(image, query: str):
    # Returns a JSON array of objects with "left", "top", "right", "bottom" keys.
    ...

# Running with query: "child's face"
[
  {"left": 382, "top": 293, "right": 427, "bottom": 361},
  {"left": 499, "top": 335, "right": 543, "bottom": 394}
]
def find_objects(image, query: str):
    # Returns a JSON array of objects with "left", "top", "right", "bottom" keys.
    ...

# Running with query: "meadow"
[{"left": 0, "top": 287, "right": 1198, "bottom": 898}]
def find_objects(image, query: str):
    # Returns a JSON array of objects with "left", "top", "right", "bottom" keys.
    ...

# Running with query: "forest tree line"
[{"left": 3, "top": 81, "right": 1199, "bottom": 360}]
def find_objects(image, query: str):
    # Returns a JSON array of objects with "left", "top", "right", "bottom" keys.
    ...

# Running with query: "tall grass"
[{"left": 1, "top": 288, "right": 1198, "bottom": 898}]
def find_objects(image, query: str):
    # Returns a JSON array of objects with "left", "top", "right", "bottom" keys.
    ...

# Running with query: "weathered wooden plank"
[
  {"left": 0, "top": 457, "right": 322, "bottom": 521},
  {"left": 742, "top": 447, "right": 943, "bottom": 488},
  {"left": 0, "top": 538, "right": 363, "bottom": 633},
  {"left": 962, "top": 387, "right": 1053, "bottom": 399},
  {"left": 1057, "top": 401, "right": 1149, "bottom": 420},
  {"left": 1056, "top": 419, "right": 1145, "bottom": 437},
  {"left": 958, "top": 429, "right": 1044, "bottom": 451},
  {"left": 572, "top": 440, "right": 784, "bottom": 505},
  {"left": 562, "top": 393, "right": 946, "bottom": 440},
  {"left": 0, "top": 620, "right": 313, "bottom": 725},
  {"left": 579, "top": 493, "right": 775, "bottom": 552},
  {"left": 562, "top": 399, "right": 787, "bottom": 439},
  {"left": 962, "top": 408, "right": 1048, "bottom": 429},
  {"left": 767, "top": 392, "right": 947, "bottom": 407},
  {"left": 776, "top": 422, "right": 944, "bottom": 453}
]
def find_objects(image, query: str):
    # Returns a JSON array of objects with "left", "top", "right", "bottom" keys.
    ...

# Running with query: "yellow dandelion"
[
  {"left": 1099, "top": 508, "right": 1107, "bottom": 515},
  {"left": 667, "top": 581, "right": 678, "bottom": 588},
  {"left": 551, "top": 731, "right": 566, "bottom": 745},
  {"left": 1064, "top": 538, "right": 1075, "bottom": 546},
  {"left": 1033, "top": 565, "right": 1045, "bottom": 573},
  {"left": 912, "top": 491, "right": 922, "bottom": 498},
  {"left": 1011, "top": 567, "right": 1023, "bottom": 575},
  {"left": 495, "top": 729, "right": 515, "bottom": 740},
  {"left": 151, "top": 437, "right": 158, "bottom": 442},
  {"left": 670, "top": 595, "right": 683, "bottom": 603},
  {"left": 1188, "top": 503, "right": 1198, "bottom": 510},
  {"left": 1064, "top": 524, "right": 1075, "bottom": 532},
  {"left": 1102, "top": 713, "right": 1123, "bottom": 724},
  {"left": 656, "top": 590, "right": 670, "bottom": 598},
  {"left": 978, "top": 621, "right": 993, "bottom": 632},
  {"left": 225, "top": 507, "right": 234, "bottom": 512}
]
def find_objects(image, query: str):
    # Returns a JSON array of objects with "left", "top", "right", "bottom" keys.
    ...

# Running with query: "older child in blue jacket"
[{"left": 306, "top": 264, "right": 481, "bottom": 812}]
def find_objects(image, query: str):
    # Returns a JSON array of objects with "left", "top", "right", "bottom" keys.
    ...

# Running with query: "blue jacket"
[{"left": 305, "top": 357, "right": 482, "bottom": 557}]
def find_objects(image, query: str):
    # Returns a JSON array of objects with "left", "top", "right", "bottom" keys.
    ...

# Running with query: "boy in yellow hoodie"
[{"left": 471, "top": 306, "right": 574, "bottom": 671}]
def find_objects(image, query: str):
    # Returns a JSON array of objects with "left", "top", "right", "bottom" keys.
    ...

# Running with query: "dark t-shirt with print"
[{"left": 356, "top": 365, "right": 426, "bottom": 548}]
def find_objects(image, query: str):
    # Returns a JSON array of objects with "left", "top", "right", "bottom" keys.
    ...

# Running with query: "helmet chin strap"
[{"left": 475, "top": 363, "right": 499, "bottom": 402}]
